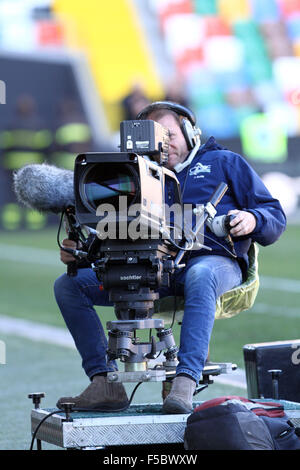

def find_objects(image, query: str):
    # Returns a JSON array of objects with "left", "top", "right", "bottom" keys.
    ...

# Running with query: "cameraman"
[{"left": 54, "top": 101, "right": 286, "bottom": 414}]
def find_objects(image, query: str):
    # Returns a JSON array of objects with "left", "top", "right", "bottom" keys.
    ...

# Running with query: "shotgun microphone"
[{"left": 13, "top": 163, "right": 74, "bottom": 213}]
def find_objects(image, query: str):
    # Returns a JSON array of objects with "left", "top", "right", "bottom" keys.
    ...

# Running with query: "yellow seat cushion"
[{"left": 153, "top": 243, "right": 259, "bottom": 323}]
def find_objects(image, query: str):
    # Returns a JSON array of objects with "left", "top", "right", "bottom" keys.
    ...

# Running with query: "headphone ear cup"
[{"left": 181, "top": 118, "right": 197, "bottom": 150}]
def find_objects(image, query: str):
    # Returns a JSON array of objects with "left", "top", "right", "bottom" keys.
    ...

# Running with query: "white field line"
[
  {"left": 213, "top": 369, "right": 247, "bottom": 389},
  {"left": 0, "top": 314, "right": 75, "bottom": 349},
  {"left": 251, "top": 303, "right": 300, "bottom": 317},
  {"left": 0, "top": 243, "right": 60, "bottom": 266},
  {"left": 259, "top": 276, "right": 300, "bottom": 293}
]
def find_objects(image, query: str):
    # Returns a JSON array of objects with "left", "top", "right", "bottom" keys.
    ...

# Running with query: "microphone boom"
[{"left": 13, "top": 163, "right": 74, "bottom": 214}]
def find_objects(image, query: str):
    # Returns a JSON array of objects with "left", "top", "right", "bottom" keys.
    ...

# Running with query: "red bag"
[{"left": 194, "top": 395, "right": 285, "bottom": 417}]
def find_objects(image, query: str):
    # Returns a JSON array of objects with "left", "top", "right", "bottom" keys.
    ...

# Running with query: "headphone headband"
[{"left": 136, "top": 101, "right": 196, "bottom": 126}]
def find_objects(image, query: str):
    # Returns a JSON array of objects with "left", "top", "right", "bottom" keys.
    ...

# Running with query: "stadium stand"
[
  {"left": 0, "top": 0, "right": 300, "bottom": 226},
  {"left": 148, "top": 0, "right": 300, "bottom": 143},
  {"left": 1, "top": 0, "right": 300, "bottom": 141}
]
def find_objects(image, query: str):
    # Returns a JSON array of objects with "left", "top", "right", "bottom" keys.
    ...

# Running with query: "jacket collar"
[
  {"left": 198, "top": 136, "right": 226, "bottom": 154},
  {"left": 174, "top": 136, "right": 226, "bottom": 173}
]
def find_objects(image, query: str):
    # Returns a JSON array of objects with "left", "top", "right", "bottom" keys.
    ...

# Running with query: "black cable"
[
  {"left": 56, "top": 210, "right": 89, "bottom": 261},
  {"left": 56, "top": 210, "right": 65, "bottom": 251},
  {"left": 203, "top": 232, "right": 237, "bottom": 259},
  {"left": 165, "top": 211, "right": 237, "bottom": 258},
  {"left": 128, "top": 381, "right": 143, "bottom": 405},
  {"left": 30, "top": 409, "right": 65, "bottom": 450},
  {"left": 56, "top": 210, "right": 82, "bottom": 274},
  {"left": 193, "top": 384, "right": 208, "bottom": 396},
  {"left": 163, "top": 223, "right": 194, "bottom": 253},
  {"left": 56, "top": 210, "right": 76, "bottom": 254},
  {"left": 170, "top": 277, "right": 178, "bottom": 329},
  {"left": 165, "top": 237, "right": 194, "bottom": 252},
  {"left": 29, "top": 381, "right": 144, "bottom": 450}
]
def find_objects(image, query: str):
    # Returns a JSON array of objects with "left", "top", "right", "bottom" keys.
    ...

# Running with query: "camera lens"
[{"left": 81, "top": 163, "right": 139, "bottom": 211}]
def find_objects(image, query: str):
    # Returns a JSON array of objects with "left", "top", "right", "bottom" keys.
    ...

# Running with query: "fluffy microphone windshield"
[{"left": 13, "top": 163, "right": 75, "bottom": 214}]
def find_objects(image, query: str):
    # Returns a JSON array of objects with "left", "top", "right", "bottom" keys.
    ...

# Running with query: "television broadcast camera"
[{"left": 68, "top": 119, "right": 229, "bottom": 386}]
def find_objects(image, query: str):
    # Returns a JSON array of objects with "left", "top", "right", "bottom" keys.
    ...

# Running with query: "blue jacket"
[{"left": 172, "top": 137, "right": 287, "bottom": 276}]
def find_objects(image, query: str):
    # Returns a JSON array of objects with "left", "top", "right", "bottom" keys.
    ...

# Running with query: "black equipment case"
[{"left": 243, "top": 340, "right": 300, "bottom": 403}]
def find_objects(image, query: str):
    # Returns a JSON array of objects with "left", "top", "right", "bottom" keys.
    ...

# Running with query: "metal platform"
[
  {"left": 29, "top": 361, "right": 237, "bottom": 450},
  {"left": 30, "top": 400, "right": 300, "bottom": 450},
  {"left": 31, "top": 404, "right": 190, "bottom": 449}
]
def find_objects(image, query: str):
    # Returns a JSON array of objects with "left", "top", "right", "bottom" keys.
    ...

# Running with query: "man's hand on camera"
[
  {"left": 227, "top": 210, "right": 257, "bottom": 236},
  {"left": 60, "top": 238, "right": 77, "bottom": 264}
]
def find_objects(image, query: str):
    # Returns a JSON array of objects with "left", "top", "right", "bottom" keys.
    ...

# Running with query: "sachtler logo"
[
  {"left": 120, "top": 275, "right": 142, "bottom": 281},
  {"left": 0, "top": 80, "right": 6, "bottom": 104},
  {"left": 0, "top": 340, "right": 6, "bottom": 364}
]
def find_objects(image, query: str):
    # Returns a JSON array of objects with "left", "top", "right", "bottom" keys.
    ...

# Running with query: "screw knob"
[
  {"left": 28, "top": 392, "right": 45, "bottom": 409},
  {"left": 59, "top": 402, "right": 75, "bottom": 422}
]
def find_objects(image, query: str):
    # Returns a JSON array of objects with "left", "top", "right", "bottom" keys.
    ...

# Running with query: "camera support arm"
[{"left": 174, "top": 182, "right": 228, "bottom": 269}]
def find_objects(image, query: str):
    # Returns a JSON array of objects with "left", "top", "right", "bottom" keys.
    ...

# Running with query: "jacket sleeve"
[{"left": 225, "top": 153, "right": 287, "bottom": 246}]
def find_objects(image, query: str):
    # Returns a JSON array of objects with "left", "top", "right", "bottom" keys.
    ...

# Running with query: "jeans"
[{"left": 54, "top": 255, "right": 242, "bottom": 384}]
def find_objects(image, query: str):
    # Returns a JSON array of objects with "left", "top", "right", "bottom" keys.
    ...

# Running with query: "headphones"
[{"left": 136, "top": 101, "right": 201, "bottom": 151}]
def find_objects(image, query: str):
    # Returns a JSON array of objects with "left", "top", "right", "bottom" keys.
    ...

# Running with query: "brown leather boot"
[
  {"left": 56, "top": 375, "right": 128, "bottom": 411},
  {"left": 162, "top": 376, "right": 196, "bottom": 414}
]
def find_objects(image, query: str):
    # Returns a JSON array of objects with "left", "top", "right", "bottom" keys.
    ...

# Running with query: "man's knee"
[
  {"left": 186, "top": 263, "right": 214, "bottom": 286},
  {"left": 54, "top": 273, "right": 76, "bottom": 300}
]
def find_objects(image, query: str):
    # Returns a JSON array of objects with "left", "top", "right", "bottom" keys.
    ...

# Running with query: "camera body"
[{"left": 73, "top": 151, "right": 182, "bottom": 237}]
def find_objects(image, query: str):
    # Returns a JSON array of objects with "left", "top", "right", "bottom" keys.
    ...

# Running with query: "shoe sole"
[{"left": 162, "top": 399, "right": 193, "bottom": 415}]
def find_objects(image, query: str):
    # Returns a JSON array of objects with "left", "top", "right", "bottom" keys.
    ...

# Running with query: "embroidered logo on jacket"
[{"left": 189, "top": 162, "right": 211, "bottom": 177}]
